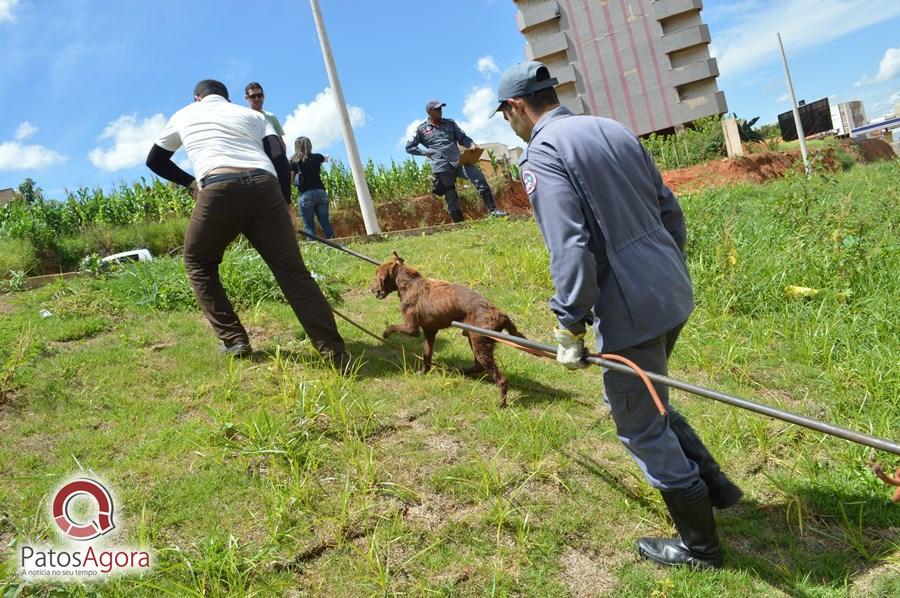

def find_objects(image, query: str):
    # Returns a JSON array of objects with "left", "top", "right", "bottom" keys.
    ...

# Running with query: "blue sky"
[{"left": 1, "top": 0, "right": 898, "bottom": 198}]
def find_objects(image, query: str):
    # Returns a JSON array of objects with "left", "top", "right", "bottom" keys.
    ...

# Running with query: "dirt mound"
[
  {"left": 851, "top": 138, "right": 896, "bottom": 162},
  {"left": 662, "top": 138, "right": 895, "bottom": 194},
  {"left": 329, "top": 178, "right": 530, "bottom": 238},
  {"left": 327, "top": 141, "right": 894, "bottom": 236},
  {"left": 663, "top": 151, "right": 802, "bottom": 193}
]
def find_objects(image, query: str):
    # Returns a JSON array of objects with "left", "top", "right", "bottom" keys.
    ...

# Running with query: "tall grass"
[
  {"left": 643, "top": 115, "right": 725, "bottom": 169},
  {"left": 321, "top": 158, "right": 433, "bottom": 209}
]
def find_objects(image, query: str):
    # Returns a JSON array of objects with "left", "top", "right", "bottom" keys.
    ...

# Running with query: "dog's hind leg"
[
  {"left": 420, "top": 330, "right": 437, "bottom": 374},
  {"left": 472, "top": 336, "right": 508, "bottom": 407},
  {"left": 462, "top": 334, "right": 486, "bottom": 376}
]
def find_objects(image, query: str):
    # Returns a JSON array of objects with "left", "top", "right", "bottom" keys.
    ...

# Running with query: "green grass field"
[{"left": 1, "top": 161, "right": 898, "bottom": 596}]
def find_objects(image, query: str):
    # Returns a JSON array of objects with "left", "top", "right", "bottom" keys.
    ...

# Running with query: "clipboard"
[{"left": 458, "top": 147, "right": 485, "bottom": 166}]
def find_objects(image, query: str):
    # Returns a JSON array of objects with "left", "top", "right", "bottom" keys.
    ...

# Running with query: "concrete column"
[{"left": 722, "top": 117, "right": 744, "bottom": 157}]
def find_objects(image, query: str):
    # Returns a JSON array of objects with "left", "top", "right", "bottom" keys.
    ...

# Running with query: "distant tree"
[
  {"left": 754, "top": 122, "right": 781, "bottom": 140},
  {"left": 17, "top": 178, "right": 44, "bottom": 204}
]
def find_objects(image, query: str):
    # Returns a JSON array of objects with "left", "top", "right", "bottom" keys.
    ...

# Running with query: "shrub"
[
  {"left": 0, "top": 238, "right": 38, "bottom": 276},
  {"left": 642, "top": 116, "right": 725, "bottom": 170},
  {"left": 105, "top": 239, "right": 343, "bottom": 312}
]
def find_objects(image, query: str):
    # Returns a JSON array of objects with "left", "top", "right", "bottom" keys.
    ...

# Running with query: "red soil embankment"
[{"left": 328, "top": 139, "right": 895, "bottom": 237}]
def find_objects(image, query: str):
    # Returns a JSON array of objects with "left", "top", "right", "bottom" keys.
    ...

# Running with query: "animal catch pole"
[{"left": 452, "top": 321, "right": 900, "bottom": 457}]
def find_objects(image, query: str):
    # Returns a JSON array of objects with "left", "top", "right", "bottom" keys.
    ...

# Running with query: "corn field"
[
  {"left": 642, "top": 116, "right": 726, "bottom": 170},
  {"left": 321, "top": 158, "right": 433, "bottom": 209},
  {"left": 0, "top": 178, "right": 194, "bottom": 244}
]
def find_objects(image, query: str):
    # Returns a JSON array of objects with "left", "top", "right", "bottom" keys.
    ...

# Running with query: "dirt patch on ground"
[
  {"left": 560, "top": 547, "right": 626, "bottom": 597},
  {"left": 849, "top": 560, "right": 900, "bottom": 598},
  {"left": 0, "top": 295, "right": 16, "bottom": 315}
]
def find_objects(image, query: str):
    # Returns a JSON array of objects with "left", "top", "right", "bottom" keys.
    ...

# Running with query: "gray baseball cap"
[
  {"left": 493, "top": 61, "right": 558, "bottom": 116},
  {"left": 425, "top": 100, "right": 446, "bottom": 112}
]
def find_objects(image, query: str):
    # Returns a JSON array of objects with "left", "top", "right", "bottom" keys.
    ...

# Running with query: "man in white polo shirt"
[{"left": 145, "top": 79, "right": 348, "bottom": 368}]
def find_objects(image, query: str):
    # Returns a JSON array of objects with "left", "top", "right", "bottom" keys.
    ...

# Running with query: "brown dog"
[{"left": 370, "top": 252, "right": 522, "bottom": 406}]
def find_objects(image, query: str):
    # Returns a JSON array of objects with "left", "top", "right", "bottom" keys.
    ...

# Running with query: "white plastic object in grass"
[{"left": 101, "top": 249, "right": 153, "bottom": 265}]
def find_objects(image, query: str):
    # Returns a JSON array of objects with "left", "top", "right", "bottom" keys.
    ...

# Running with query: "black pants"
[
  {"left": 183, "top": 173, "right": 345, "bottom": 354},
  {"left": 433, "top": 164, "right": 496, "bottom": 214}
]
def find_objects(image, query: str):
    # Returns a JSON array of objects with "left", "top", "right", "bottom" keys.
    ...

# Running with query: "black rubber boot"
[
  {"left": 669, "top": 410, "right": 743, "bottom": 509},
  {"left": 449, "top": 209, "right": 464, "bottom": 223},
  {"left": 638, "top": 480, "right": 723, "bottom": 569}
]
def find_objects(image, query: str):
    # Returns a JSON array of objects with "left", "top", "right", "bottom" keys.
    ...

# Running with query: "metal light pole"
[
  {"left": 308, "top": 0, "right": 380, "bottom": 234},
  {"left": 777, "top": 32, "right": 810, "bottom": 174}
]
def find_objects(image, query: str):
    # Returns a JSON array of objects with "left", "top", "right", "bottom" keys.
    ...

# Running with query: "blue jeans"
[{"left": 298, "top": 189, "right": 334, "bottom": 239}]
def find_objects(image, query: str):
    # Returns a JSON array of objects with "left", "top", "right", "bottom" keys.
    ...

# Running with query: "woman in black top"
[{"left": 290, "top": 136, "right": 335, "bottom": 239}]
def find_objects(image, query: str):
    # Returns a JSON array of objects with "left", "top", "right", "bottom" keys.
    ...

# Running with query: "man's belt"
[{"left": 200, "top": 169, "right": 273, "bottom": 188}]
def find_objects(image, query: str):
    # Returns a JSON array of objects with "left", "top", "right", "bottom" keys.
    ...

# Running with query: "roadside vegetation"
[
  {"left": 0, "top": 160, "right": 897, "bottom": 596},
  {"left": 3, "top": 115, "right": 795, "bottom": 277}
]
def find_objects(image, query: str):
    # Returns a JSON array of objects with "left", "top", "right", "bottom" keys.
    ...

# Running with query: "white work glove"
[{"left": 554, "top": 328, "right": 588, "bottom": 370}]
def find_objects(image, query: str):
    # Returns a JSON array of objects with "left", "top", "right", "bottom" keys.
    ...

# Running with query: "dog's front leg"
[{"left": 382, "top": 312, "right": 420, "bottom": 339}]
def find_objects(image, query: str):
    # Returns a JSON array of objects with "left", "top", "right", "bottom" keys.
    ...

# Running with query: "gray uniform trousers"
[
  {"left": 602, "top": 325, "right": 700, "bottom": 491},
  {"left": 434, "top": 164, "right": 497, "bottom": 214}
]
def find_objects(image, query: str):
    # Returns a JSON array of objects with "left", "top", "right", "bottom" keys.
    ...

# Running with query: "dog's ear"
[{"left": 391, "top": 251, "right": 404, "bottom": 264}]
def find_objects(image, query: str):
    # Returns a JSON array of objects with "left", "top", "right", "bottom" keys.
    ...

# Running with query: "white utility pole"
[
  {"left": 777, "top": 32, "right": 810, "bottom": 174},
  {"left": 309, "top": 0, "right": 380, "bottom": 234}
]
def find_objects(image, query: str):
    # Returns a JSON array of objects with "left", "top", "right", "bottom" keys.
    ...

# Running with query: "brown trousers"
[{"left": 183, "top": 173, "right": 345, "bottom": 354}]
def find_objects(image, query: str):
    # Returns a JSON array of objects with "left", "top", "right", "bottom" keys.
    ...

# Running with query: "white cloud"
[
  {"left": 775, "top": 93, "right": 790, "bottom": 104},
  {"left": 890, "top": 91, "right": 900, "bottom": 104},
  {"left": 854, "top": 47, "right": 900, "bottom": 86},
  {"left": 88, "top": 113, "right": 167, "bottom": 172},
  {"left": 0, "top": 142, "right": 67, "bottom": 170},
  {"left": 14, "top": 121, "right": 36, "bottom": 141},
  {"left": 0, "top": 0, "right": 19, "bottom": 22},
  {"left": 715, "top": 1, "right": 900, "bottom": 79},
  {"left": 476, "top": 55, "right": 500, "bottom": 77},
  {"left": 457, "top": 86, "right": 525, "bottom": 150},
  {"left": 397, "top": 119, "right": 421, "bottom": 151},
  {"left": 281, "top": 87, "right": 366, "bottom": 153},
  {"left": 0, "top": 120, "right": 67, "bottom": 170}
]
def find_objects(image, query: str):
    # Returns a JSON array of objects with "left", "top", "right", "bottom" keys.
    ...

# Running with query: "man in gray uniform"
[
  {"left": 406, "top": 100, "right": 507, "bottom": 222},
  {"left": 494, "top": 61, "right": 741, "bottom": 569}
]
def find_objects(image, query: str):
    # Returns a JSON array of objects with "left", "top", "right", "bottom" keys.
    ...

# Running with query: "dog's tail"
[{"left": 499, "top": 313, "right": 525, "bottom": 339}]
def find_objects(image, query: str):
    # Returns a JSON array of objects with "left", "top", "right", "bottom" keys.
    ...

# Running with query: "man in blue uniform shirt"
[
  {"left": 495, "top": 61, "right": 742, "bottom": 569},
  {"left": 406, "top": 100, "right": 508, "bottom": 222}
]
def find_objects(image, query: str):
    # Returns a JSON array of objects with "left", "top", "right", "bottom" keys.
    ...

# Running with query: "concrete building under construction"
[{"left": 512, "top": 0, "right": 727, "bottom": 136}]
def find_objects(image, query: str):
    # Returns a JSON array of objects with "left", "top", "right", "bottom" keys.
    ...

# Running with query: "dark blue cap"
[{"left": 493, "top": 61, "right": 558, "bottom": 116}]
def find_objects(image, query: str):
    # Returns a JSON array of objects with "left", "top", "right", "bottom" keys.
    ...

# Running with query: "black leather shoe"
[
  {"left": 637, "top": 481, "right": 723, "bottom": 569},
  {"left": 221, "top": 341, "right": 252, "bottom": 358},
  {"left": 637, "top": 537, "right": 722, "bottom": 569}
]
